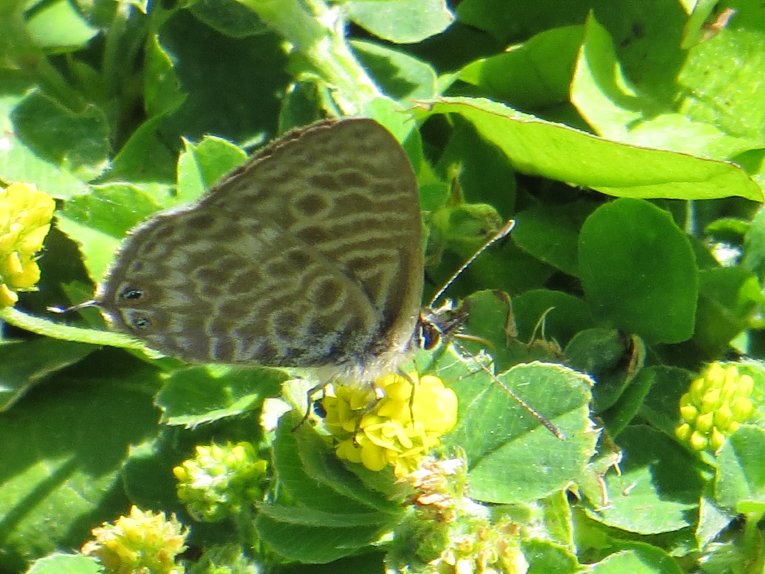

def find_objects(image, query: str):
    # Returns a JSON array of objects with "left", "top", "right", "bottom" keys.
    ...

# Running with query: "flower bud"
[
  {"left": 676, "top": 363, "right": 757, "bottom": 453},
  {"left": 174, "top": 441, "right": 268, "bottom": 522}
]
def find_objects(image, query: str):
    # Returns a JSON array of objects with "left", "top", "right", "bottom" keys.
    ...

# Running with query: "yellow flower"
[
  {"left": 0, "top": 182, "right": 55, "bottom": 306},
  {"left": 81, "top": 506, "right": 188, "bottom": 574},
  {"left": 675, "top": 362, "right": 756, "bottom": 453},
  {"left": 322, "top": 372, "right": 458, "bottom": 477}
]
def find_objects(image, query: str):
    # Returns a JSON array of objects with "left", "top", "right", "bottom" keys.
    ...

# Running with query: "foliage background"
[{"left": 2, "top": 0, "right": 765, "bottom": 572}]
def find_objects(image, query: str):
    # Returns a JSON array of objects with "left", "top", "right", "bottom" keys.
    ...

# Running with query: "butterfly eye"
[
  {"left": 120, "top": 287, "right": 144, "bottom": 301},
  {"left": 417, "top": 320, "right": 442, "bottom": 350}
]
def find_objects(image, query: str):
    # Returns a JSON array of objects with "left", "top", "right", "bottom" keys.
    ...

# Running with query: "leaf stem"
[{"left": 0, "top": 306, "right": 145, "bottom": 351}]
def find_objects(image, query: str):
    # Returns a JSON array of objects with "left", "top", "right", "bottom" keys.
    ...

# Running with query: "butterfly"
[
  {"left": 93, "top": 119, "right": 459, "bottom": 379},
  {"left": 83, "top": 117, "right": 558, "bottom": 436}
]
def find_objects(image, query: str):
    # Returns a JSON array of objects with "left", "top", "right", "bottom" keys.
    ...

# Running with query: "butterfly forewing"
[{"left": 96, "top": 119, "right": 423, "bottom": 374}]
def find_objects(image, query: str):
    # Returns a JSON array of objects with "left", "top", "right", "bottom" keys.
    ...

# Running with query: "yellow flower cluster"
[
  {"left": 391, "top": 457, "right": 529, "bottom": 573},
  {"left": 0, "top": 182, "right": 55, "bottom": 306},
  {"left": 173, "top": 441, "right": 268, "bottom": 522},
  {"left": 81, "top": 506, "right": 188, "bottom": 574},
  {"left": 430, "top": 517, "right": 529, "bottom": 574},
  {"left": 675, "top": 362, "right": 755, "bottom": 453},
  {"left": 322, "top": 372, "right": 458, "bottom": 477}
]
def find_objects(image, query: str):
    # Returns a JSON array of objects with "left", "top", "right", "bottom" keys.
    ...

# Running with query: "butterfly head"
[
  {"left": 102, "top": 284, "right": 155, "bottom": 330},
  {"left": 416, "top": 301, "right": 469, "bottom": 351}
]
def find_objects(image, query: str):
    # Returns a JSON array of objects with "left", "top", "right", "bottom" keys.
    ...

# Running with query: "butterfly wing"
[
  {"left": 97, "top": 119, "right": 423, "bottom": 369},
  {"left": 97, "top": 205, "right": 382, "bottom": 364}
]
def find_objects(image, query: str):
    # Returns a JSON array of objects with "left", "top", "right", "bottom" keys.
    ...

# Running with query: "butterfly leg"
[
  {"left": 397, "top": 368, "right": 420, "bottom": 423},
  {"left": 293, "top": 378, "right": 333, "bottom": 431}
]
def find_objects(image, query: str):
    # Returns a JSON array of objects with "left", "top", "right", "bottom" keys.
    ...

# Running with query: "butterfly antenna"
[
  {"left": 456, "top": 340, "right": 565, "bottom": 440},
  {"left": 429, "top": 219, "right": 515, "bottom": 308},
  {"left": 47, "top": 300, "right": 98, "bottom": 314}
]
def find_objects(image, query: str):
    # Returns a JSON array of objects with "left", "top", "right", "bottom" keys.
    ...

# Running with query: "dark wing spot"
[
  {"left": 211, "top": 338, "right": 235, "bottom": 361},
  {"left": 338, "top": 170, "right": 368, "bottom": 188},
  {"left": 264, "top": 258, "right": 294, "bottom": 278},
  {"left": 296, "top": 226, "right": 330, "bottom": 245},
  {"left": 229, "top": 272, "right": 258, "bottom": 295},
  {"left": 198, "top": 281, "right": 224, "bottom": 298},
  {"left": 308, "top": 174, "right": 340, "bottom": 191},
  {"left": 270, "top": 309, "right": 299, "bottom": 335},
  {"left": 294, "top": 193, "right": 329, "bottom": 217},
  {"left": 151, "top": 225, "right": 176, "bottom": 242},
  {"left": 284, "top": 248, "right": 312, "bottom": 268},
  {"left": 186, "top": 213, "right": 216, "bottom": 229},
  {"left": 309, "top": 277, "right": 343, "bottom": 307},
  {"left": 218, "top": 299, "right": 241, "bottom": 318}
]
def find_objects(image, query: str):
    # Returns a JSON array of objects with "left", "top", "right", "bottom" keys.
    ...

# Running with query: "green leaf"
[
  {"left": 157, "top": 365, "right": 283, "bottom": 426},
  {"left": 638, "top": 366, "right": 694, "bottom": 437},
  {"left": 346, "top": 0, "right": 453, "bottom": 44},
  {"left": 273, "top": 411, "right": 400, "bottom": 514},
  {"left": 435, "top": 119, "right": 517, "bottom": 216},
  {"left": 692, "top": 266, "right": 759, "bottom": 356},
  {"left": 121, "top": 438, "right": 188, "bottom": 514},
  {"left": 144, "top": 34, "right": 187, "bottom": 118},
  {"left": 459, "top": 290, "right": 568, "bottom": 371},
  {"left": 176, "top": 136, "right": 247, "bottom": 205},
  {"left": 571, "top": 14, "right": 759, "bottom": 159},
  {"left": 424, "top": 97, "right": 763, "bottom": 201},
  {"left": 56, "top": 183, "right": 164, "bottom": 283},
  {"left": 459, "top": 25, "right": 584, "bottom": 110},
  {"left": 524, "top": 537, "right": 579, "bottom": 574},
  {"left": 108, "top": 115, "right": 178, "bottom": 182},
  {"left": 11, "top": 91, "right": 110, "bottom": 181},
  {"left": 25, "top": 0, "right": 98, "bottom": 51},
  {"left": 189, "top": 0, "right": 269, "bottom": 38},
  {"left": 513, "top": 201, "right": 595, "bottom": 276},
  {"left": 715, "top": 424, "right": 765, "bottom": 513},
  {"left": 0, "top": 339, "right": 93, "bottom": 412},
  {"left": 0, "top": 362, "right": 160, "bottom": 572},
  {"left": 566, "top": 328, "right": 635, "bottom": 412},
  {"left": 512, "top": 290, "right": 593, "bottom": 348},
  {"left": 678, "top": 7, "right": 765, "bottom": 143},
  {"left": 587, "top": 425, "right": 704, "bottom": 534},
  {"left": 578, "top": 198, "right": 698, "bottom": 344},
  {"left": 600, "top": 366, "right": 655, "bottom": 437},
  {"left": 537, "top": 489, "right": 575, "bottom": 547},
  {"left": 445, "top": 361, "right": 596, "bottom": 503},
  {"left": 456, "top": 0, "right": 591, "bottom": 44},
  {"left": 0, "top": 75, "right": 88, "bottom": 197},
  {"left": 744, "top": 206, "right": 765, "bottom": 276},
  {"left": 589, "top": 547, "right": 682, "bottom": 574},
  {"left": 352, "top": 40, "right": 438, "bottom": 102},
  {"left": 696, "top": 483, "right": 734, "bottom": 550},
  {"left": 255, "top": 504, "right": 391, "bottom": 563},
  {"left": 27, "top": 553, "right": 103, "bottom": 574},
  {"left": 157, "top": 10, "right": 288, "bottom": 143}
]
